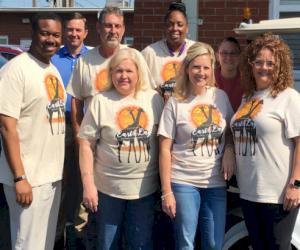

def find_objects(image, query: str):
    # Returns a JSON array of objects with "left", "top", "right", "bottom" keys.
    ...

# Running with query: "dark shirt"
[{"left": 215, "top": 66, "right": 243, "bottom": 112}]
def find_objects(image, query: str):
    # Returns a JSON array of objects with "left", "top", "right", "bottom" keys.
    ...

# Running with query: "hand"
[
  {"left": 15, "top": 179, "right": 32, "bottom": 206},
  {"left": 161, "top": 193, "right": 176, "bottom": 219},
  {"left": 83, "top": 183, "right": 98, "bottom": 213},
  {"left": 222, "top": 145, "right": 236, "bottom": 181},
  {"left": 283, "top": 185, "right": 300, "bottom": 211}
]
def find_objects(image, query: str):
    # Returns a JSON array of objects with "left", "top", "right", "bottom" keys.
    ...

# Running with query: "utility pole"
[{"left": 32, "top": 0, "right": 36, "bottom": 7}]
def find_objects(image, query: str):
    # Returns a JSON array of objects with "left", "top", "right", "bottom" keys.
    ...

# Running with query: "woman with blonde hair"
[
  {"left": 79, "top": 48, "right": 164, "bottom": 250},
  {"left": 231, "top": 32, "right": 300, "bottom": 250},
  {"left": 158, "top": 42, "right": 235, "bottom": 249}
]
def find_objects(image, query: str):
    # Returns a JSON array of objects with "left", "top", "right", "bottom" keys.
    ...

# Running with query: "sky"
[{"left": 0, "top": 0, "right": 134, "bottom": 8}]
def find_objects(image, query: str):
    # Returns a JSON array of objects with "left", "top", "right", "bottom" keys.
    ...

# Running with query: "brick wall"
[
  {"left": 133, "top": 0, "right": 269, "bottom": 50},
  {"left": 0, "top": 12, "right": 134, "bottom": 47},
  {"left": 199, "top": 0, "right": 268, "bottom": 49},
  {"left": 133, "top": 0, "right": 174, "bottom": 50}
]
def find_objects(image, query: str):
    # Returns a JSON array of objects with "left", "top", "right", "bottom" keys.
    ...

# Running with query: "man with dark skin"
[{"left": 0, "top": 12, "right": 65, "bottom": 250}]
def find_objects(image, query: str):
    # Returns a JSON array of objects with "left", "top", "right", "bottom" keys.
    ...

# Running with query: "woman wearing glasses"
[
  {"left": 216, "top": 37, "right": 243, "bottom": 112},
  {"left": 231, "top": 33, "right": 300, "bottom": 249}
]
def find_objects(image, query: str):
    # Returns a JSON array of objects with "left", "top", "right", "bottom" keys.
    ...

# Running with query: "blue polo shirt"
[{"left": 51, "top": 45, "right": 89, "bottom": 114}]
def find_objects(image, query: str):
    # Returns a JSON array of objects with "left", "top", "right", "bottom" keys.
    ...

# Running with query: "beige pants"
[{"left": 4, "top": 181, "right": 61, "bottom": 250}]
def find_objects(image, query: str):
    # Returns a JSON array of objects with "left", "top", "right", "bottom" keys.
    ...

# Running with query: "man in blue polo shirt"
[{"left": 51, "top": 12, "right": 89, "bottom": 249}]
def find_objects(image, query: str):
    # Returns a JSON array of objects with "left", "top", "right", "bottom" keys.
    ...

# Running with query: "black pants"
[{"left": 241, "top": 199, "right": 299, "bottom": 250}]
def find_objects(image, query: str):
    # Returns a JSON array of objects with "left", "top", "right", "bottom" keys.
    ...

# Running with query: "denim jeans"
[
  {"left": 172, "top": 183, "right": 227, "bottom": 250},
  {"left": 95, "top": 192, "right": 156, "bottom": 250}
]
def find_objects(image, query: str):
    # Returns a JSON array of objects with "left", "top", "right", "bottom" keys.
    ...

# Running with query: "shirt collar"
[{"left": 60, "top": 44, "right": 89, "bottom": 58}]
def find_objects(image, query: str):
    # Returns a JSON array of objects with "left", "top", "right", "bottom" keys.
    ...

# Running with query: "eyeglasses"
[
  {"left": 219, "top": 51, "right": 240, "bottom": 57},
  {"left": 252, "top": 59, "right": 275, "bottom": 69}
]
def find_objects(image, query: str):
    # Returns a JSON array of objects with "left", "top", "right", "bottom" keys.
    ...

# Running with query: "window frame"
[{"left": 270, "top": 0, "right": 300, "bottom": 82}]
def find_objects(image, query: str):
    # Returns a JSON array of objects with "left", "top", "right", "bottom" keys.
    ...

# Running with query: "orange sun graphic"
[
  {"left": 44, "top": 75, "right": 65, "bottom": 101},
  {"left": 191, "top": 104, "right": 221, "bottom": 127},
  {"left": 235, "top": 97, "right": 263, "bottom": 120},
  {"left": 161, "top": 61, "right": 181, "bottom": 81},
  {"left": 116, "top": 106, "right": 148, "bottom": 130},
  {"left": 95, "top": 69, "right": 108, "bottom": 92}
]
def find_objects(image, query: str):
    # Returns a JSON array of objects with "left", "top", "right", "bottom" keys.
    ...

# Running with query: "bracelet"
[
  {"left": 14, "top": 175, "right": 27, "bottom": 183},
  {"left": 161, "top": 192, "right": 173, "bottom": 201}
]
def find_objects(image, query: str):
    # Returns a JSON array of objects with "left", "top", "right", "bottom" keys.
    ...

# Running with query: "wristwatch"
[
  {"left": 14, "top": 175, "right": 27, "bottom": 183},
  {"left": 290, "top": 180, "right": 300, "bottom": 189}
]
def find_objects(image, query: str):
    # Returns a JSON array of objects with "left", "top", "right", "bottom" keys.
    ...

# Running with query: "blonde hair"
[
  {"left": 174, "top": 42, "right": 216, "bottom": 101},
  {"left": 106, "top": 48, "right": 152, "bottom": 95}
]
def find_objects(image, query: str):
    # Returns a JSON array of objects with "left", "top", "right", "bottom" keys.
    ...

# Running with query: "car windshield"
[{"left": 0, "top": 55, "right": 8, "bottom": 68}]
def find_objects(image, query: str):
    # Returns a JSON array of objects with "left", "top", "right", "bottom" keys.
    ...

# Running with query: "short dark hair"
[
  {"left": 219, "top": 37, "right": 241, "bottom": 52},
  {"left": 31, "top": 12, "right": 62, "bottom": 32},
  {"left": 98, "top": 6, "right": 124, "bottom": 24},
  {"left": 64, "top": 12, "right": 88, "bottom": 30},
  {"left": 164, "top": 1, "right": 187, "bottom": 23}
]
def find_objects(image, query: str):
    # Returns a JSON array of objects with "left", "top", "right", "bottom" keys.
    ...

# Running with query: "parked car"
[
  {"left": 0, "top": 55, "right": 8, "bottom": 68},
  {"left": 222, "top": 17, "right": 300, "bottom": 250},
  {"left": 0, "top": 45, "right": 24, "bottom": 60}
]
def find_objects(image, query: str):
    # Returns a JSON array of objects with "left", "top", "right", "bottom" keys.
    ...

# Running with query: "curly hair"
[
  {"left": 240, "top": 32, "right": 294, "bottom": 99},
  {"left": 174, "top": 42, "right": 216, "bottom": 101}
]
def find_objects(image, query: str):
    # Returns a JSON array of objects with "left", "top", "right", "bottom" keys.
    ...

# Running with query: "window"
[
  {"left": 270, "top": 0, "right": 300, "bottom": 88},
  {"left": 123, "top": 36, "right": 133, "bottom": 47},
  {"left": 20, "top": 38, "right": 32, "bottom": 49},
  {"left": 0, "top": 36, "right": 8, "bottom": 45}
]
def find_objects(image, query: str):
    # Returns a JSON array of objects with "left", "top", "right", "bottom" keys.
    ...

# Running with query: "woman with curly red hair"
[{"left": 231, "top": 32, "right": 300, "bottom": 249}]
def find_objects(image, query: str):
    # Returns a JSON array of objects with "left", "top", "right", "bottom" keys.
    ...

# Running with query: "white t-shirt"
[
  {"left": 158, "top": 87, "right": 233, "bottom": 188},
  {"left": 231, "top": 87, "right": 300, "bottom": 203},
  {"left": 142, "top": 39, "right": 195, "bottom": 95},
  {"left": 0, "top": 52, "right": 66, "bottom": 186},
  {"left": 66, "top": 45, "right": 127, "bottom": 109},
  {"left": 79, "top": 89, "right": 164, "bottom": 199}
]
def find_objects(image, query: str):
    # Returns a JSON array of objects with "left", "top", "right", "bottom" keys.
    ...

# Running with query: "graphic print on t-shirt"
[
  {"left": 45, "top": 74, "right": 65, "bottom": 135},
  {"left": 95, "top": 68, "right": 108, "bottom": 92},
  {"left": 115, "top": 106, "right": 150, "bottom": 163},
  {"left": 190, "top": 104, "right": 223, "bottom": 156},
  {"left": 160, "top": 61, "right": 181, "bottom": 97},
  {"left": 231, "top": 97, "right": 263, "bottom": 156}
]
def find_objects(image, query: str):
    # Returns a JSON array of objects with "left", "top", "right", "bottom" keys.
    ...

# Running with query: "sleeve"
[
  {"left": 157, "top": 97, "right": 176, "bottom": 139},
  {"left": 152, "top": 93, "right": 164, "bottom": 124},
  {"left": 78, "top": 94, "right": 101, "bottom": 140},
  {"left": 66, "top": 57, "right": 84, "bottom": 100},
  {"left": 0, "top": 62, "right": 24, "bottom": 119},
  {"left": 141, "top": 46, "right": 159, "bottom": 89},
  {"left": 284, "top": 89, "right": 300, "bottom": 139}
]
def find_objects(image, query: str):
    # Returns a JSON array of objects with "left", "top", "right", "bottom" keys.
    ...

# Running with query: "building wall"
[
  {"left": 133, "top": 0, "right": 269, "bottom": 50},
  {"left": 0, "top": 1, "right": 268, "bottom": 50},
  {"left": 0, "top": 12, "right": 134, "bottom": 47}
]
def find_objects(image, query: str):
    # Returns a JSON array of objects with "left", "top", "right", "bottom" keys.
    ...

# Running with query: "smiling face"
[
  {"left": 165, "top": 10, "right": 188, "bottom": 50},
  {"left": 188, "top": 54, "right": 213, "bottom": 94},
  {"left": 97, "top": 13, "right": 125, "bottom": 49},
  {"left": 64, "top": 18, "right": 88, "bottom": 51},
  {"left": 111, "top": 59, "right": 138, "bottom": 96},
  {"left": 251, "top": 48, "right": 276, "bottom": 91},
  {"left": 217, "top": 41, "right": 240, "bottom": 73},
  {"left": 30, "top": 19, "right": 62, "bottom": 64}
]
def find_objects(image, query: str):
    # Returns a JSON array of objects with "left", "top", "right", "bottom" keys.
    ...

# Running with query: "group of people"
[{"left": 0, "top": 2, "right": 299, "bottom": 250}]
